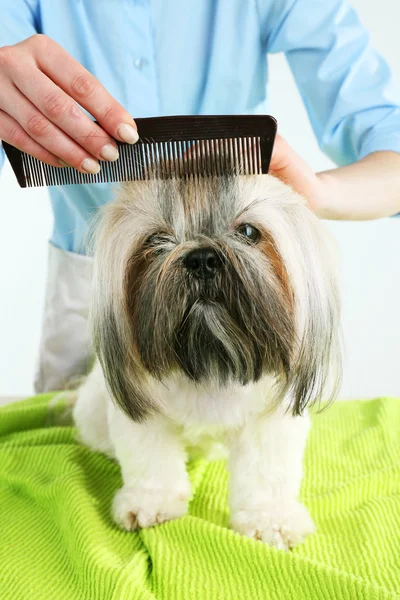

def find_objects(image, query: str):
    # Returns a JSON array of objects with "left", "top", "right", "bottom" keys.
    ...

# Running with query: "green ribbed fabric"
[{"left": 0, "top": 396, "right": 400, "bottom": 600}]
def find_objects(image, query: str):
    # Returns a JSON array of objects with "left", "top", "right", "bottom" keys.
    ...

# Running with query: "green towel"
[{"left": 0, "top": 396, "right": 399, "bottom": 600}]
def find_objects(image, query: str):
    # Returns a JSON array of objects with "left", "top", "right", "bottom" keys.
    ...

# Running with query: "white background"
[{"left": 0, "top": 0, "right": 399, "bottom": 398}]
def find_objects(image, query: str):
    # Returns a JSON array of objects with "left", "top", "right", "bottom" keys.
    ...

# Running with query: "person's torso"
[
  {"left": 37, "top": 0, "right": 270, "bottom": 252},
  {"left": 39, "top": 0, "right": 269, "bottom": 119}
]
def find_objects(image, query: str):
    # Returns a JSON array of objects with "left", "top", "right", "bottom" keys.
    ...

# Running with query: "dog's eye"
[
  {"left": 235, "top": 224, "right": 260, "bottom": 244},
  {"left": 145, "top": 234, "right": 161, "bottom": 246},
  {"left": 144, "top": 233, "right": 170, "bottom": 254}
]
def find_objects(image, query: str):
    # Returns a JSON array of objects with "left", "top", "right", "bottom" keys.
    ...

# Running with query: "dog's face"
[{"left": 92, "top": 175, "right": 341, "bottom": 421}]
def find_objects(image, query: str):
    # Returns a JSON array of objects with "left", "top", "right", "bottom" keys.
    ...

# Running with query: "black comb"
[{"left": 2, "top": 115, "right": 277, "bottom": 188}]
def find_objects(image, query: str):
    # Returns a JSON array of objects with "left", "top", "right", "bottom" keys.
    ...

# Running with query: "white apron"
[{"left": 34, "top": 243, "right": 94, "bottom": 393}]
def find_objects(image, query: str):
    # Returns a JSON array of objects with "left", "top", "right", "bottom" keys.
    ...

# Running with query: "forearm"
[{"left": 316, "top": 151, "right": 400, "bottom": 221}]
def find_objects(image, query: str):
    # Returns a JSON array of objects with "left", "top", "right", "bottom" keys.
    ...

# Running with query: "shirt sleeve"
[
  {"left": 0, "top": 1, "right": 40, "bottom": 171},
  {"left": 258, "top": 0, "right": 400, "bottom": 166}
]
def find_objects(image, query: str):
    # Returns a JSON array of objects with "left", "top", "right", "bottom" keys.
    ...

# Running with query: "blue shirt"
[{"left": 1, "top": 0, "right": 400, "bottom": 253}]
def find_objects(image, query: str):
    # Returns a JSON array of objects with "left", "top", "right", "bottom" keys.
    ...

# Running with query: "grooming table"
[{"left": 0, "top": 395, "right": 399, "bottom": 599}]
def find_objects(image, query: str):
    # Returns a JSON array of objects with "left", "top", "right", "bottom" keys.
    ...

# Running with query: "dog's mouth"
[
  {"left": 178, "top": 297, "right": 225, "bottom": 332},
  {"left": 186, "top": 277, "right": 221, "bottom": 303},
  {"left": 173, "top": 299, "right": 264, "bottom": 386}
]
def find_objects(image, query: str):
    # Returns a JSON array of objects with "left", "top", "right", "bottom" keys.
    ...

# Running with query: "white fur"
[{"left": 74, "top": 366, "right": 315, "bottom": 550}]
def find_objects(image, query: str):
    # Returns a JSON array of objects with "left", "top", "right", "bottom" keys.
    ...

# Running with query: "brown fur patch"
[{"left": 258, "top": 227, "right": 294, "bottom": 312}]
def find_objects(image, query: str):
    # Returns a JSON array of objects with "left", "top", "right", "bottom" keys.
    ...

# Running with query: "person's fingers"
[
  {"left": 14, "top": 68, "right": 119, "bottom": 162},
  {"left": 0, "top": 109, "right": 61, "bottom": 167},
  {"left": 270, "top": 134, "right": 313, "bottom": 189},
  {"left": 31, "top": 35, "right": 138, "bottom": 144},
  {"left": 269, "top": 133, "right": 330, "bottom": 216},
  {"left": 1, "top": 85, "right": 100, "bottom": 174},
  {"left": 270, "top": 134, "right": 300, "bottom": 178}
]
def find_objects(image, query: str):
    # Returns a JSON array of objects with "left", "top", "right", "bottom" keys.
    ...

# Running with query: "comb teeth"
[
  {"left": 17, "top": 137, "right": 264, "bottom": 187},
  {"left": 3, "top": 115, "right": 277, "bottom": 188}
]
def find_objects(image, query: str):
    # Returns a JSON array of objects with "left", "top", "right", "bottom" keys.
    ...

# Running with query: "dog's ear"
[
  {"left": 238, "top": 175, "right": 342, "bottom": 414},
  {"left": 90, "top": 201, "right": 158, "bottom": 423},
  {"left": 287, "top": 208, "right": 342, "bottom": 415}
]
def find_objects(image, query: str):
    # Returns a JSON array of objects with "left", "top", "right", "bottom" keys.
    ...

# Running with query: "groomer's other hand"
[
  {"left": 269, "top": 133, "right": 327, "bottom": 216},
  {"left": 0, "top": 34, "right": 138, "bottom": 173},
  {"left": 271, "top": 133, "right": 400, "bottom": 220}
]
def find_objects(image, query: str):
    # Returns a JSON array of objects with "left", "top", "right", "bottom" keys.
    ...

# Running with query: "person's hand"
[
  {"left": 271, "top": 133, "right": 400, "bottom": 220},
  {"left": 269, "top": 133, "right": 329, "bottom": 217},
  {"left": 0, "top": 34, "right": 138, "bottom": 174}
]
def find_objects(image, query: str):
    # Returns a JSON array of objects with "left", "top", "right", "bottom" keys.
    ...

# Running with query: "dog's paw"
[
  {"left": 112, "top": 484, "right": 192, "bottom": 531},
  {"left": 230, "top": 501, "right": 316, "bottom": 550}
]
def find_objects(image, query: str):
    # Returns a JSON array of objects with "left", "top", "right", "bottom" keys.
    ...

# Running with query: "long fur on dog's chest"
[{"left": 150, "top": 372, "right": 276, "bottom": 429}]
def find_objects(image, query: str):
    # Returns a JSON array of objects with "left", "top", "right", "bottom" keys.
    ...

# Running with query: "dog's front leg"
[
  {"left": 228, "top": 407, "right": 315, "bottom": 550},
  {"left": 108, "top": 403, "right": 191, "bottom": 531}
]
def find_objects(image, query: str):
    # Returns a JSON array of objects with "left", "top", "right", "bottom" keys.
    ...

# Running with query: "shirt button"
[{"left": 134, "top": 57, "right": 147, "bottom": 70}]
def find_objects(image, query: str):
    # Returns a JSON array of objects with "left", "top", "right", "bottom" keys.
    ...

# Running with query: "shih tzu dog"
[{"left": 73, "top": 172, "right": 341, "bottom": 550}]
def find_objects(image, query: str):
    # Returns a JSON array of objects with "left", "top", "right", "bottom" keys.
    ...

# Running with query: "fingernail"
[
  {"left": 118, "top": 123, "right": 139, "bottom": 144},
  {"left": 99, "top": 144, "right": 119, "bottom": 162},
  {"left": 81, "top": 158, "right": 101, "bottom": 174},
  {"left": 58, "top": 159, "right": 70, "bottom": 168}
]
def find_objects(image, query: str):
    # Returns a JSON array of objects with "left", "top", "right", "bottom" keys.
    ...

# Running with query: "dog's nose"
[{"left": 184, "top": 247, "right": 221, "bottom": 279}]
